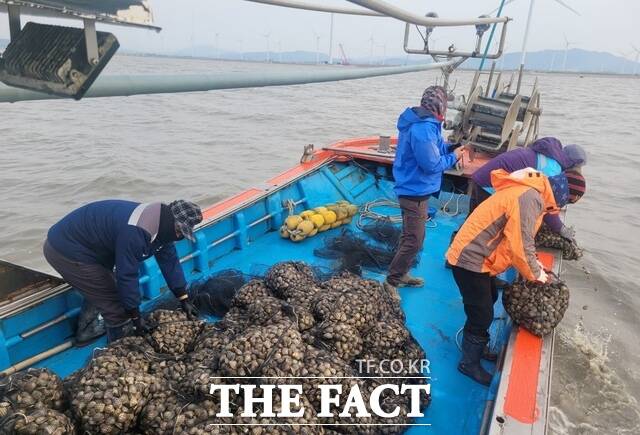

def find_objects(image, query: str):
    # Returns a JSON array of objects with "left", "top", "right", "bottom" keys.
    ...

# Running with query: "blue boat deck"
[{"left": 21, "top": 160, "right": 514, "bottom": 434}]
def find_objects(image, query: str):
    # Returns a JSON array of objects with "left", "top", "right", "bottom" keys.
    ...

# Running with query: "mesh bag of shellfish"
[
  {"left": 502, "top": 280, "right": 571, "bottom": 336},
  {"left": 147, "top": 309, "right": 206, "bottom": 355},
  {"left": 66, "top": 351, "right": 163, "bottom": 434},
  {"left": 1, "top": 407, "right": 76, "bottom": 435},
  {"left": 535, "top": 223, "right": 583, "bottom": 260},
  {"left": 0, "top": 368, "right": 66, "bottom": 413}
]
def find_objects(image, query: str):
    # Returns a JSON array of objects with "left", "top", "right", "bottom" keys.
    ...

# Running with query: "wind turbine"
[
  {"left": 262, "top": 33, "right": 271, "bottom": 63},
  {"left": 328, "top": 13, "right": 335, "bottom": 65},
  {"left": 548, "top": 50, "right": 557, "bottom": 71},
  {"left": 491, "top": 0, "right": 580, "bottom": 91},
  {"left": 631, "top": 44, "right": 640, "bottom": 75},
  {"left": 617, "top": 50, "right": 633, "bottom": 75},
  {"left": 562, "top": 33, "right": 578, "bottom": 71},
  {"left": 312, "top": 30, "right": 321, "bottom": 64}
]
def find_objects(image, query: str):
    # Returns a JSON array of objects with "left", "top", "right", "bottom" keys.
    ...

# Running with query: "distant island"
[
  {"left": 127, "top": 46, "right": 640, "bottom": 75},
  {"left": 1, "top": 37, "right": 638, "bottom": 75}
]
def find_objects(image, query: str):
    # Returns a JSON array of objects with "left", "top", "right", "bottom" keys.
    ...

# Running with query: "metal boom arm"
[
  {"left": 243, "top": 0, "right": 509, "bottom": 26},
  {"left": 0, "top": 60, "right": 458, "bottom": 103}
]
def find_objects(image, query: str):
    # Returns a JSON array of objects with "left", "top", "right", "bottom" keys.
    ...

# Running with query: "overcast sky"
[{"left": 2, "top": 0, "right": 639, "bottom": 58}]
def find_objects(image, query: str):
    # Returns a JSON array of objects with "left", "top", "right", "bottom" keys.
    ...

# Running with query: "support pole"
[
  {"left": 479, "top": 0, "right": 507, "bottom": 71},
  {"left": 328, "top": 13, "right": 335, "bottom": 65},
  {"left": 8, "top": 5, "right": 21, "bottom": 41},
  {"left": 517, "top": 0, "right": 536, "bottom": 94},
  {"left": 83, "top": 19, "right": 99, "bottom": 65}
]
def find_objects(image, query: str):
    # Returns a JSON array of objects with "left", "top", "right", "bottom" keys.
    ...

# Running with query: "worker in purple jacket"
[
  {"left": 44, "top": 199, "right": 202, "bottom": 344},
  {"left": 468, "top": 137, "right": 587, "bottom": 240}
]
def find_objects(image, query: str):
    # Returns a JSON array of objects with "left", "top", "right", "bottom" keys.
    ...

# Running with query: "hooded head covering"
[
  {"left": 529, "top": 137, "right": 575, "bottom": 169},
  {"left": 420, "top": 85, "right": 447, "bottom": 121},
  {"left": 169, "top": 200, "right": 203, "bottom": 242},
  {"left": 565, "top": 170, "right": 586, "bottom": 203},
  {"left": 548, "top": 173, "right": 570, "bottom": 207},
  {"left": 563, "top": 144, "right": 587, "bottom": 167}
]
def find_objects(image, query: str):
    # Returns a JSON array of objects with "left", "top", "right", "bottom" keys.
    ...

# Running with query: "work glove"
[
  {"left": 181, "top": 298, "right": 199, "bottom": 320},
  {"left": 125, "top": 307, "right": 150, "bottom": 336},
  {"left": 132, "top": 315, "right": 150, "bottom": 336},
  {"left": 559, "top": 225, "right": 576, "bottom": 242},
  {"left": 535, "top": 268, "right": 549, "bottom": 284}
]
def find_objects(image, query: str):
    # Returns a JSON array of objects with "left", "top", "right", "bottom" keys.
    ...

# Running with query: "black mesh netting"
[
  {"left": 314, "top": 226, "right": 417, "bottom": 275},
  {"left": 0, "top": 261, "right": 430, "bottom": 434},
  {"left": 147, "top": 269, "right": 248, "bottom": 317}
]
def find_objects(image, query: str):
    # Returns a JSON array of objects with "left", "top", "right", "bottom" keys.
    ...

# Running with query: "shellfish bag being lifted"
[
  {"left": 502, "top": 280, "right": 570, "bottom": 336},
  {"left": 535, "top": 223, "right": 583, "bottom": 261}
]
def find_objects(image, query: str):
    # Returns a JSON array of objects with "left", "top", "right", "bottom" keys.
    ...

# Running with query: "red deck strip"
[
  {"left": 504, "top": 328, "right": 543, "bottom": 423},
  {"left": 202, "top": 188, "right": 264, "bottom": 221},
  {"left": 503, "top": 251, "right": 556, "bottom": 424},
  {"left": 267, "top": 150, "right": 334, "bottom": 185},
  {"left": 536, "top": 251, "right": 555, "bottom": 271}
]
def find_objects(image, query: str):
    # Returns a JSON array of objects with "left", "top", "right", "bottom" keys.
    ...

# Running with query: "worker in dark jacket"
[
  {"left": 468, "top": 137, "right": 587, "bottom": 241},
  {"left": 384, "top": 85, "right": 464, "bottom": 294},
  {"left": 43, "top": 199, "right": 202, "bottom": 343}
]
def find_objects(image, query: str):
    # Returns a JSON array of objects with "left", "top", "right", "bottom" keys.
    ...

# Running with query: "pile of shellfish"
[
  {"left": 535, "top": 223, "right": 583, "bottom": 260},
  {"left": 502, "top": 280, "right": 571, "bottom": 336},
  {"left": 0, "top": 261, "right": 429, "bottom": 434}
]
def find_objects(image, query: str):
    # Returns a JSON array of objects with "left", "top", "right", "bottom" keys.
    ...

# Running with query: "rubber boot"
[
  {"left": 396, "top": 274, "right": 424, "bottom": 288},
  {"left": 482, "top": 345, "right": 498, "bottom": 362},
  {"left": 74, "top": 301, "right": 106, "bottom": 347},
  {"left": 458, "top": 332, "right": 493, "bottom": 386},
  {"left": 106, "top": 320, "right": 135, "bottom": 343}
]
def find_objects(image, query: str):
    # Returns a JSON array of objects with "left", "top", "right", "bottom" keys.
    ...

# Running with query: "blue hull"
[{"left": 2, "top": 155, "right": 521, "bottom": 434}]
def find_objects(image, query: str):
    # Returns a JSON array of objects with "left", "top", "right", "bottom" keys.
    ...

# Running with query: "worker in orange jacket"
[{"left": 446, "top": 167, "right": 570, "bottom": 386}]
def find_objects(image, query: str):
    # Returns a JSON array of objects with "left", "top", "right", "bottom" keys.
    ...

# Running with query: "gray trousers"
[
  {"left": 43, "top": 240, "right": 129, "bottom": 326},
  {"left": 387, "top": 197, "right": 428, "bottom": 285}
]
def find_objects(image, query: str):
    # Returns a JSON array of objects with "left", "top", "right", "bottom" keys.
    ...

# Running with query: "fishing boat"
[{"left": 0, "top": 1, "right": 565, "bottom": 434}]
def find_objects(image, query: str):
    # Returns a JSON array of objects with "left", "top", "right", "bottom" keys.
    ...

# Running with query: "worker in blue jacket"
[
  {"left": 384, "top": 86, "right": 464, "bottom": 294},
  {"left": 43, "top": 199, "right": 203, "bottom": 343}
]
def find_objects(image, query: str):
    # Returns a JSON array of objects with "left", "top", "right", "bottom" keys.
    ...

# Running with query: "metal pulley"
[{"left": 462, "top": 89, "right": 521, "bottom": 152}]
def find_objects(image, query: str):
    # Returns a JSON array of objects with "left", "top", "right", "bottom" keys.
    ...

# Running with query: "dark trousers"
[
  {"left": 387, "top": 197, "right": 428, "bottom": 285},
  {"left": 468, "top": 180, "right": 492, "bottom": 215},
  {"left": 451, "top": 265, "right": 498, "bottom": 338},
  {"left": 43, "top": 240, "right": 129, "bottom": 326}
]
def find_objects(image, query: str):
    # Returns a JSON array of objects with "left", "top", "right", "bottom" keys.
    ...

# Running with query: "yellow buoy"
[
  {"left": 318, "top": 224, "right": 331, "bottom": 232},
  {"left": 279, "top": 226, "right": 290, "bottom": 238},
  {"left": 336, "top": 200, "right": 350, "bottom": 205},
  {"left": 309, "top": 228, "right": 318, "bottom": 237},
  {"left": 331, "top": 221, "right": 342, "bottom": 229},
  {"left": 322, "top": 210, "right": 337, "bottom": 225},
  {"left": 313, "top": 206, "right": 328, "bottom": 214},
  {"left": 290, "top": 232, "right": 305, "bottom": 242},
  {"left": 310, "top": 214, "right": 325, "bottom": 229},
  {"left": 300, "top": 210, "right": 315, "bottom": 219},
  {"left": 297, "top": 220, "right": 315, "bottom": 236},
  {"left": 285, "top": 215, "right": 303, "bottom": 231},
  {"left": 335, "top": 205, "right": 348, "bottom": 220}
]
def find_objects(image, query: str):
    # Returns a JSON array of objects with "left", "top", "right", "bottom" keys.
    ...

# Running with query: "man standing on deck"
[
  {"left": 43, "top": 200, "right": 202, "bottom": 343},
  {"left": 446, "top": 168, "right": 585, "bottom": 386},
  {"left": 383, "top": 86, "right": 464, "bottom": 296}
]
